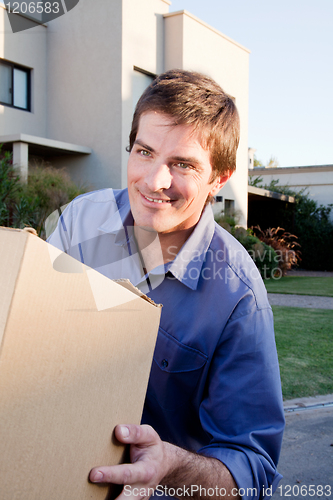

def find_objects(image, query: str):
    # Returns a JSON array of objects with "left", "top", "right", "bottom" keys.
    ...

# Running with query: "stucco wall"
[
  {"left": 121, "top": 0, "right": 169, "bottom": 187},
  {"left": 45, "top": 0, "right": 123, "bottom": 189},
  {"left": 0, "top": 5, "right": 47, "bottom": 138},
  {"left": 253, "top": 166, "right": 333, "bottom": 207},
  {"left": 164, "top": 11, "right": 250, "bottom": 227},
  {"left": 47, "top": 0, "right": 170, "bottom": 190}
]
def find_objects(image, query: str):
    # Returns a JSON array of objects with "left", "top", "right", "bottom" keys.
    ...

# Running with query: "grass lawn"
[
  {"left": 265, "top": 276, "right": 333, "bottom": 297},
  {"left": 272, "top": 306, "right": 333, "bottom": 400}
]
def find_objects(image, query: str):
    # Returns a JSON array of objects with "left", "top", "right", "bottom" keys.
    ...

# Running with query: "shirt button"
[{"left": 161, "top": 359, "right": 168, "bottom": 368}]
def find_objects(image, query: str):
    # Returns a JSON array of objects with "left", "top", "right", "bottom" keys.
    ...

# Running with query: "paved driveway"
[
  {"left": 268, "top": 293, "right": 333, "bottom": 309},
  {"left": 273, "top": 402, "right": 333, "bottom": 499},
  {"left": 269, "top": 272, "right": 333, "bottom": 497}
]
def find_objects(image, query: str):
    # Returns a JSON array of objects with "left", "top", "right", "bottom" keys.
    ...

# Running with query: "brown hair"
[{"left": 129, "top": 69, "right": 240, "bottom": 178}]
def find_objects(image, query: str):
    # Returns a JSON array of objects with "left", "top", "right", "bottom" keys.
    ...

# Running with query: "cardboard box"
[{"left": 0, "top": 227, "right": 161, "bottom": 500}]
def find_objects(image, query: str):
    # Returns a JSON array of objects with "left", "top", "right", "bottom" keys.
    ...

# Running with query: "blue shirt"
[{"left": 48, "top": 188, "right": 285, "bottom": 500}]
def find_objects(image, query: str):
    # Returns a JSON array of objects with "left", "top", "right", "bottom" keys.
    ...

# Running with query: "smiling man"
[
  {"left": 48, "top": 70, "right": 284, "bottom": 500},
  {"left": 127, "top": 111, "right": 230, "bottom": 263}
]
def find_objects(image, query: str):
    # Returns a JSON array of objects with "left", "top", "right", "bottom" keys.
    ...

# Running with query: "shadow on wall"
[{"left": 6, "top": 0, "right": 81, "bottom": 33}]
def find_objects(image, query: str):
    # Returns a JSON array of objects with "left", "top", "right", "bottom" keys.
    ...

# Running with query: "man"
[{"left": 48, "top": 70, "right": 284, "bottom": 500}]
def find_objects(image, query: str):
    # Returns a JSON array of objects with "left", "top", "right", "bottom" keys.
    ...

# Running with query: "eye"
[
  {"left": 139, "top": 149, "right": 151, "bottom": 157},
  {"left": 175, "top": 162, "right": 190, "bottom": 170}
]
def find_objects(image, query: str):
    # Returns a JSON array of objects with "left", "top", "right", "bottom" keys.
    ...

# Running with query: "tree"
[
  {"left": 266, "top": 155, "right": 279, "bottom": 168},
  {"left": 248, "top": 175, "right": 263, "bottom": 187},
  {"left": 253, "top": 155, "right": 264, "bottom": 167}
]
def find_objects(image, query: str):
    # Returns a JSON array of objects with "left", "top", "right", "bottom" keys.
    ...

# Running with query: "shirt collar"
[
  {"left": 97, "top": 190, "right": 135, "bottom": 247},
  {"left": 97, "top": 188, "right": 216, "bottom": 291},
  {"left": 167, "top": 204, "right": 215, "bottom": 290}
]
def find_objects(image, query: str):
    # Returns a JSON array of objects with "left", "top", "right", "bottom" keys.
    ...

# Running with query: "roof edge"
[
  {"left": 248, "top": 185, "right": 295, "bottom": 203},
  {"left": 164, "top": 10, "right": 251, "bottom": 54}
]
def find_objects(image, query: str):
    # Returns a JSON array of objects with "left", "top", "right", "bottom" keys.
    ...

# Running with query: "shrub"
[
  {"left": 252, "top": 226, "right": 301, "bottom": 276},
  {"left": 214, "top": 211, "right": 238, "bottom": 233},
  {"left": 0, "top": 150, "right": 87, "bottom": 238},
  {"left": 291, "top": 197, "right": 333, "bottom": 271},
  {"left": 232, "top": 226, "right": 279, "bottom": 279},
  {"left": 21, "top": 162, "right": 87, "bottom": 237},
  {"left": 215, "top": 212, "right": 279, "bottom": 278},
  {"left": 252, "top": 179, "right": 333, "bottom": 271},
  {"left": 0, "top": 150, "right": 21, "bottom": 227}
]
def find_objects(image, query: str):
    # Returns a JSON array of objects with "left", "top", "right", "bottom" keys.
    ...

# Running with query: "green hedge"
[
  {"left": 215, "top": 214, "right": 279, "bottom": 278},
  {"left": 250, "top": 179, "right": 333, "bottom": 271},
  {"left": 0, "top": 150, "right": 86, "bottom": 238}
]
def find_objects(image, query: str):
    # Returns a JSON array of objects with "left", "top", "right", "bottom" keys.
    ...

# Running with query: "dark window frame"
[
  {"left": 224, "top": 199, "right": 235, "bottom": 216},
  {"left": 0, "top": 59, "right": 31, "bottom": 111}
]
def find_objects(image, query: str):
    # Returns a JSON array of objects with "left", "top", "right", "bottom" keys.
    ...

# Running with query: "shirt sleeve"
[
  {"left": 47, "top": 203, "right": 73, "bottom": 252},
  {"left": 197, "top": 297, "right": 285, "bottom": 500},
  {"left": 46, "top": 200, "right": 84, "bottom": 265}
]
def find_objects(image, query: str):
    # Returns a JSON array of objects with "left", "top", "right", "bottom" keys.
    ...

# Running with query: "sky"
[{"left": 169, "top": 0, "right": 333, "bottom": 168}]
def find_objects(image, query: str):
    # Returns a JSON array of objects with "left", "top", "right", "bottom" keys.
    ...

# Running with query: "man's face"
[{"left": 127, "top": 112, "right": 229, "bottom": 235}]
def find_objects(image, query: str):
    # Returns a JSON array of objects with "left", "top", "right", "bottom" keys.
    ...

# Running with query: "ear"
[{"left": 209, "top": 171, "right": 233, "bottom": 197}]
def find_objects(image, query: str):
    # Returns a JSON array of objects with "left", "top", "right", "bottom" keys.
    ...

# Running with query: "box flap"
[{"left": 115, "top": 279, "right": 161, "bottom": 307}]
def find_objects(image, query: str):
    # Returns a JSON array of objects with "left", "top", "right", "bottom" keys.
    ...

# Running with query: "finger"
[
  {"left": 89, "top": 461, "right": 156, "bottom": 485},
  {"left": 114, "top": 424, "right": 159, "bottom": 447}
]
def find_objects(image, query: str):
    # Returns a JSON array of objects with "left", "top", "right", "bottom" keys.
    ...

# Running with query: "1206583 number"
[
  {"left": 277, "top": 485, "right": 332, "bottom": 497},
  {"left": 5, "top": 2, "right": 60, "bottom": 15}
]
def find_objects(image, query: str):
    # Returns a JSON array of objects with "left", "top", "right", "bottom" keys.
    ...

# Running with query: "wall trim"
[{"left": 164, "top": 10, "right": 250, "bottom": 54}]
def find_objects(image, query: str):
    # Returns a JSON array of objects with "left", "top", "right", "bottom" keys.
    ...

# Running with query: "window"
[
  {"left": 132, "top": 67, "right": 155, "bottom": 111},
  {"left": 224, "top": 199, "right": 235, "bottom": 215},
  {"left": 0, "top": 59, "right": 30, "bottom": 110}
]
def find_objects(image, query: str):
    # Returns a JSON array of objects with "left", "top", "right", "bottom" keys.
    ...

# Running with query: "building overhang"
[
  {"left": 247, "top": 185, "right": 295, "bottom": 229},
  {"left": 0, "top": 133, "right": 92, "bottom": 157},
  {"left": 0, "top": 133, "right": 92, "bottom": 182},
  {"left": 248, "top": 185, "right": 295, "bottom": 204}
]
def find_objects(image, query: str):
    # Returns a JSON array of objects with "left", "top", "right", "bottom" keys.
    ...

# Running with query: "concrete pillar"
[
  {"left": 12, "top": 142, "right": 29, "bottom": 183},
  {"left": 248, "top": 147, "right": 256, "bottom": 170}
]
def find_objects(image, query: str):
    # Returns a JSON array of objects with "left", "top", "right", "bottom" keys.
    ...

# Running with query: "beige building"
[
  {"left": 250, "top": 164, "right": 333, "bottom": 209},
  {"left": 0, "top": 0, "right": 250, "bottom": 226}
]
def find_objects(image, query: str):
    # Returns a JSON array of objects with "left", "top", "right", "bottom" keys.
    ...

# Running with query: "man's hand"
[
  {"left": 89, "top": 424, "right": 171, "bottom": 500},
  {"left": 89, "top": 424, "right": 240, "bottom": 500}
]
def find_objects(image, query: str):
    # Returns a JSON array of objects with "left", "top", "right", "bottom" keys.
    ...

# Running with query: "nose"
[{"left": 145, "top": 162, "right": 172, "bottom": 192}]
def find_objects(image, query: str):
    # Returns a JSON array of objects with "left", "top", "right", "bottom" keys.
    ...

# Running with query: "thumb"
[{"left": 114, "top": 424, "right": 159, "bottom": 447}]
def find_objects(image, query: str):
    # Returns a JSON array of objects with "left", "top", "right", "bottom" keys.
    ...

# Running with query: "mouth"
[{"left": 142, "top": 194, "right": 172, "bottom": 204}]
